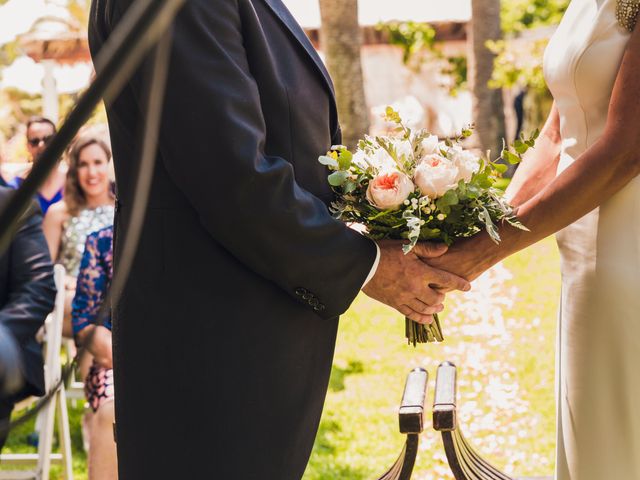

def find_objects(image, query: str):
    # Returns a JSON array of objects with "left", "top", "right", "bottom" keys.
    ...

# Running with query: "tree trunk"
[
  {"left": 319, "top": 0, "right": 369, "bottom": 149},
  {"left": 468, "top": 0, "right": 506, "bottom": 159}
]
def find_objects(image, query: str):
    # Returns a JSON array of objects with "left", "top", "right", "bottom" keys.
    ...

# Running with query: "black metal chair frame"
[
  {"left": 378, "top": 368, "right": 428, "bottom": 480},
  {"left": 433, "top": 362, "right": 551, "bottom": 480}
]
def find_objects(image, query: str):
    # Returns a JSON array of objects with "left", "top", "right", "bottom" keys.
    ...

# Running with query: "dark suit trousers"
[{"left": 0, "top": 398, "right": 14, "bottom": 451}]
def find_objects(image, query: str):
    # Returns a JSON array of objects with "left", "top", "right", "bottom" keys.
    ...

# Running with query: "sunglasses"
[{"left": 27, "top": 135, "right": 53, "bottom": 147}]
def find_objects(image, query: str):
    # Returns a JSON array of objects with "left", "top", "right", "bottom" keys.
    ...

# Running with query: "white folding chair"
[
  {"left": 0, "top": 265, "right": 74, "bottom": 480},
  {"left": 62, "top": 339, "right": 85, "bottom": 403}
]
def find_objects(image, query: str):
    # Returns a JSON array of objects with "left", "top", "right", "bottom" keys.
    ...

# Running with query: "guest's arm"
[{"left": 41, "top": 201, "right": 67, "bottom": 262}]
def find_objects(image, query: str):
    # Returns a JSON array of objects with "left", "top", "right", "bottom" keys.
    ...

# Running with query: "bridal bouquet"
[{"left": 319, "top": 107, "right": 537, "bottom": 346}]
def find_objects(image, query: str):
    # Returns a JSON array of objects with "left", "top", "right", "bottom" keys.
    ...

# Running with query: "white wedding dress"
[{"left": 544, "top": 0, "right": 640, "bottom": 478}]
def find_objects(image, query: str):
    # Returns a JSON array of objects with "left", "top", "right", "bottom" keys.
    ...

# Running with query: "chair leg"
[
  {"left": 36, "top": 394, "right": 56, "bottom": 480},
  {"left": 56, "top": 387, "right": 74, "bottom": 480}
]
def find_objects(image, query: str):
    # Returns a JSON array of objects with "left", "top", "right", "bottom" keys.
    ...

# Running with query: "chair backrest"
[
  {"left": 433, "top": 362, "right": 514, "bottom": 480},
  {"left": 42, "top": 265, "right": 66, "bottom": 392},
  {"left": 377, "top": 368, "right": 428, "bottom": 480}
]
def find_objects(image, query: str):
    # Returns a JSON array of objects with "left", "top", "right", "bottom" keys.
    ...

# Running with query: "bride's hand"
[{"left": 418, "top": 233, "right": 500, "bottom": 283}]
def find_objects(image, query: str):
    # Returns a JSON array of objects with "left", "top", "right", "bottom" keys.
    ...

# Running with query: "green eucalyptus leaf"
[
  {"left": 441, "top": 189, "right": 459, "bottom": 206},
  {"left": 319, "top": 155, "right": 339, "bottom": 168},
  {"left": 343, "top": 181, "right": 357, "bottom": 194},
  {"left": 493, "top": 163, "right": 508, "bottom": 174},
  {"left": 328, "top": 170, "right": 349, "bottom": 187},
  {"left": 503, "top": 150, "right": 521, "bottom": 165},
  {"left": 513, "top": 139, "right": 528, "bottom": 154},
  {"left": 338, "top": 150, "right": 353, "bottom": 170},
  {"left": 418, "top": 227, "right": 441, "bottom": 239}
]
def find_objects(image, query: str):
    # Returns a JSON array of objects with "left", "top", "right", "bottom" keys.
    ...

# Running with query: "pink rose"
[
  {"left": 413, "top": 154, "right": 459, "bottom": 198},
  {"left": 366, "top": 171, "right": 414, "bottom": 210}
]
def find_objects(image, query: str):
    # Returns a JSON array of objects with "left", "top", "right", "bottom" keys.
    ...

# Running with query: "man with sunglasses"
[{"left": 7, "top": 117, "right": 65, "bottom": 214}]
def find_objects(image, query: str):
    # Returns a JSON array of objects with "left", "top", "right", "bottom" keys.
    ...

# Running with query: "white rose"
[
  {"left": 450, "top": 147, "right": 481, "bottom": 183},
  {"left": 413, "top": 154, "right": 459, "bottom": 198},
  {"left": 420, "top": 135, "right": 440, "bottom": 156},
  {"left": 394, "top": 139, "right": 414, "bottom": 161},
  {"left": 366, "top": 170, "right": 415, "bottom": 210},
  {"left": 352, "top": 150, "right": 368, "bottom": 169},
  {"left": 370, "top": 148, "right": 397, "bottom": 170}
]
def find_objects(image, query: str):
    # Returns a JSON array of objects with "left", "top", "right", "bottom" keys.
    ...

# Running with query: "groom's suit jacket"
[{"left": 89, "top": 0, "right": 377, "bottom": 478}]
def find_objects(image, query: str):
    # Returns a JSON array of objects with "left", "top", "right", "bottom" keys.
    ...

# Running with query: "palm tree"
[
  {"left": 469, "top": 0, "right": 506, "bottom": 158},
  {"left": 319, "top": 0, "right": 369, "bottom": 149}
]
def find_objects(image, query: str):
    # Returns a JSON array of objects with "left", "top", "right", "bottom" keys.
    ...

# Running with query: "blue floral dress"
[{"left": 71, "top": 226, "right": 113, "bottom": 411}]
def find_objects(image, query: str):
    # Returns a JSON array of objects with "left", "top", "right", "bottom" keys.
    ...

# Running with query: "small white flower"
[{"left": 437, "top": 214, "right": 446, "bottom": 221}]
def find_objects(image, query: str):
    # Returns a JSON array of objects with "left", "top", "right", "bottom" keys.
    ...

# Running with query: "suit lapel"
[{"left": 259, "top": 0, "right": 336, "bottom": 101}]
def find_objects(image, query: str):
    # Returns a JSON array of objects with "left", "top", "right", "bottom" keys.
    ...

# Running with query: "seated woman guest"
[
  {"left": 72, "top": 226, "right": 116, "bottom": 480},
  {"left": 42, "top": 134, "right": 115, "bottom": 337}
]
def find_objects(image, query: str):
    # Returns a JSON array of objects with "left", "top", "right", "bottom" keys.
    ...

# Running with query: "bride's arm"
[
  {"left": 505, "top": 103, "right": 561, "bottom": 206},
  {"left": 430, "top": 28, "right": 640, "bottom": 280}
]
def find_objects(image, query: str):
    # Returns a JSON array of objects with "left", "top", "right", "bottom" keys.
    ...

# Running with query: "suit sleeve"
[
  {"left": 0, "top": 207, "right": 56, "bottom": 346},
  {"left": 121, "top": 0, "right": 376, "bottom": 318}
]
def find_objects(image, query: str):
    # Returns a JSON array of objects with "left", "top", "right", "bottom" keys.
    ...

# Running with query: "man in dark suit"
[
  {"left": 0, "top": 187, "right": 56, "bottom": 450},
  {"left": 89, "top": 1, "right": 470, "bottom": 478}
]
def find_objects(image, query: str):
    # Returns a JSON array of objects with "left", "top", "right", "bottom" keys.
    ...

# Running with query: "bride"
[{"left": 432, "top": 0, "right": 640, "bottom": 478}]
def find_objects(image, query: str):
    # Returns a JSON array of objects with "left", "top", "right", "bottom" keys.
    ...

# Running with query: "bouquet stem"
[{"left": 406, "top": 314, "right": 444, "bottom": 346}]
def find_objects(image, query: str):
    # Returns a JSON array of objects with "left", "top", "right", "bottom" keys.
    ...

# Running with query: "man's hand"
[{"left": 362, "top": 240, "right": 471, "bottom": 324}]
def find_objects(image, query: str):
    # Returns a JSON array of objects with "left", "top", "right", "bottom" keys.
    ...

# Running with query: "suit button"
[
  {"left": 309, "top": 298, "right": 319, "bottom": 307},
  {"left": 295, "top": 288, "right": 307, "bottom": 296}
]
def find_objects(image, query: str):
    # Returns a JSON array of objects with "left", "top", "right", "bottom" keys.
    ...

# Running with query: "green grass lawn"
[
  {"left": 304, "top": 237, "right": 560, "bottom": 480},
  {"left": 1, "top": 238, "right": 559, "bottom": 480}
]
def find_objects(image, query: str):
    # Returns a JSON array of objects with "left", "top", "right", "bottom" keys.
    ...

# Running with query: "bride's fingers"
[
  {"left": 413, "top": 242, "right": 448, "bottom": 259},
  {"left": 398, "top": 304, "right": 437, "bottom": 324},
  {"left": 407, "top": 298, "right": 443, "bottom": 316}
]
